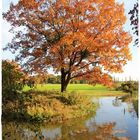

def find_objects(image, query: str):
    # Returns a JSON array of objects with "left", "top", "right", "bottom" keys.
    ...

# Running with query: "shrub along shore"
[
  {"left": 2, "top": 90, "right": 98, "bottom": 123},
  {"left": 2, "top": 83, "right": 131, "bottom": 123},
  {"left": 115, "top": 81, "right": 138, "bottom": 116}
]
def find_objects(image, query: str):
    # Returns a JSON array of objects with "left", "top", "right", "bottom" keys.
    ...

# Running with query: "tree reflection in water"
[
  {"left": 2, "top": 121, "right": 129, "bottom": 140},
  {"left": 112, "top": 97, "right": 122, "bottom": 107},
  {"left": 3, "top": 97, "right": 135, "bottom": 140},
  {"left": 91, "top": 123, "right": 128, "bottom": 140}
]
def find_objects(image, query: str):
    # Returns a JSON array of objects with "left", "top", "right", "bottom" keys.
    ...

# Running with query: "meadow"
[{"left": 23, "top": 84, "right": 127, "bottom": 96}]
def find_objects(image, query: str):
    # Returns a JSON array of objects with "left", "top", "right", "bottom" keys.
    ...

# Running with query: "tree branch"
[
  {"left": 71, "top": 69, "right": 94, "bottom": 79},
  {"left": 77, "top": 61, "right": 99, "bottom": 70}
]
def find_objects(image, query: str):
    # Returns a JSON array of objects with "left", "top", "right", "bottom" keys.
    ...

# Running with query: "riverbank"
[
  {"left": 2, "top": 90, "right": 98, "bottom": 123},
  {"left": 3, "top": 84, "right": 128, "bottom": 123},
  {"left": 2, "top": 96, "right": 138, "bottom": 140}
]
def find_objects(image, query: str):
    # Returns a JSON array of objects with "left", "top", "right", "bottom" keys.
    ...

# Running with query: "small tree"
[
  {"left": 3, "top": 0, "right": 132, "bottom": 92},
  {"left": 2, "top": 60, "right": 25, "bottom": 100}
]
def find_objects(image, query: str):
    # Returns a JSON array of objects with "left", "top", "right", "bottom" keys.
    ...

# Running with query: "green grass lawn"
[{"left": 23, "top": 84, "right": 127, "bottom": 96}]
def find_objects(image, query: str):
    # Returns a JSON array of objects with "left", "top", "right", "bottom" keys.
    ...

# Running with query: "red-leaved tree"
[{"left": 3, "top": 0, "right": 132, "bottom": 92}]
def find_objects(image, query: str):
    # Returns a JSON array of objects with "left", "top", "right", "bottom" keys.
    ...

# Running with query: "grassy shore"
[
  {"left": 3, "top": 90, "right": 98, "bottom": 123},
  {"left": 23, "top": 84, "right": 127, "bottom": 96},
  {"left": 3, "top": 84, "right": 127, "bottom": 123}
]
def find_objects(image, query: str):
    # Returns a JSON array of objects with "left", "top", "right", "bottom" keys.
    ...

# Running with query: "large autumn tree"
[{"left": 3, "top": 0, "right": 132, "bottom": 92}]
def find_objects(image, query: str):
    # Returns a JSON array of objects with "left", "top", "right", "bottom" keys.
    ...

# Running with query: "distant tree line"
[
  {"left": 27, "top": 74, "right": 88, "bottom": 85},
  {"left": 47, "top": 74, "right": 89, "bottom": 84},
  {"left": 44, "top": 74, "right": 89, "bottom": 84}
]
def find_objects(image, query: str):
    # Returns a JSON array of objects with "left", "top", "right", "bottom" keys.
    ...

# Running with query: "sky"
[{"left": 1, "top": 0, "right": 140, "bottom": 81}]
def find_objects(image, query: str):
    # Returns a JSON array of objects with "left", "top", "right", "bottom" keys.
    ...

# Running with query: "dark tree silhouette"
[{"left": 128, "top": 1, "right": 138, "bottom": 46}]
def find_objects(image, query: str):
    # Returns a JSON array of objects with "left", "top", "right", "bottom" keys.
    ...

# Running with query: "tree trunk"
[
  {"left": 61, "top": 68, "right": 70, "bottom": 92},
  {"left": 61, "top": 81, "right": 68, "bottom": 92}
]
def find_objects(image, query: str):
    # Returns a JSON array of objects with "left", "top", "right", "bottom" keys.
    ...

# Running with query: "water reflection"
[
  {"left": 2, "top": 97, "right": 138, "bottom": 140},
  {"left": 85, "top": 117, "right": 97, "bottom": 132},
  {"left": 2, "top": 121, "right": 128, "bottom": 140},
  {"left": 42, "top": 127, "right": 61, "bottom": 140},
  {"left": 112, "top": 97, "right": 122, "bottom": 107},
  {"left": 21, "top": 129, "right": 35, "bottom": 140}
]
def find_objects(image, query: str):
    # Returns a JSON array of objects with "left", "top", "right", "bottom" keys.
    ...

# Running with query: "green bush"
[
  {"left": 133, "top": 99, "right": 138, "bottom": 117},
  {"left": 2, "top": 90, "right": 97, "bottom": 123},
  {"left": 116, "top": 81, "right": 138, "bottom": 94},
  {"left": 57, "top": 91, "right": 82, "bottom": 105},
  {"left": 67, "top": 92, "right": 81, "bottom": 105},
  {"left": 2, "top": 60, "right": 25, "bottom": 101},
  {"left": 123, "top": 85, "right": 129, "bottom": 92}
]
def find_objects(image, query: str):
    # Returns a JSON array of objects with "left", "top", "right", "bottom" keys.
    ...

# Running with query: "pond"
[{"left": 2, "top": 97, "right": 138, "bottom": 140}]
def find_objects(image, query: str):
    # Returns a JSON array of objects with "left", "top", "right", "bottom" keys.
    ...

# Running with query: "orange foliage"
[{"left": 3, "top": 0, "right": 132, "bottom": 90}]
